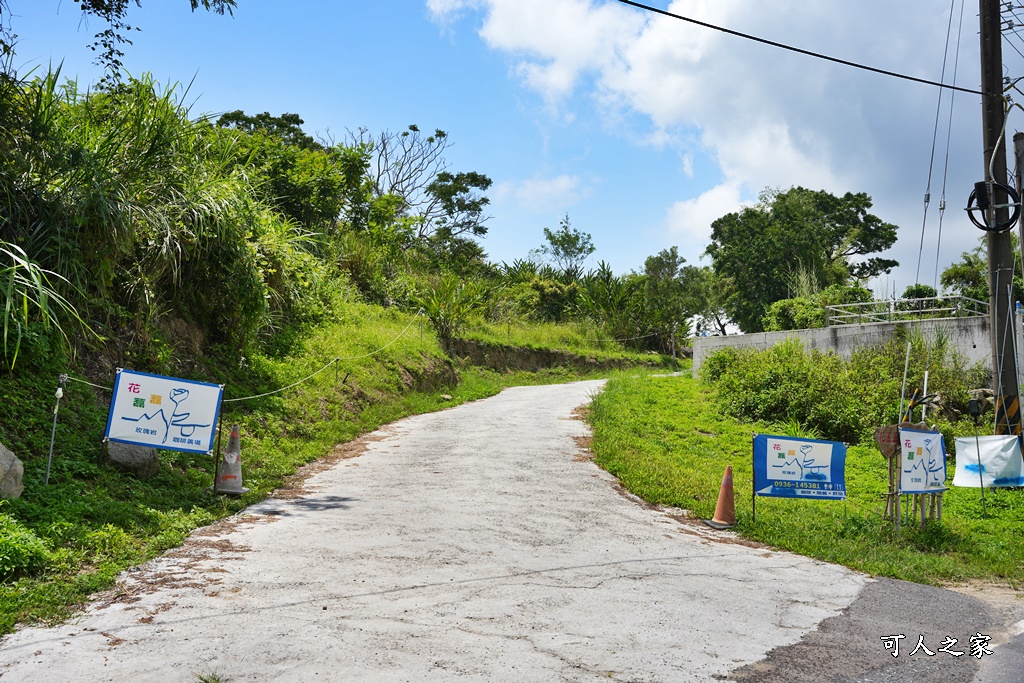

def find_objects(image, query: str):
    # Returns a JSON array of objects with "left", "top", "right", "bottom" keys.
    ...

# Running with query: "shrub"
[
  {"left": 698, "top": 347, "right": 739, "bottom": 383},
  {"left": 0, "top": 513, "right": 50, "bottom": 583},
  {"left": 762, "top": 283, "right": 873, "bottom": 331},
  {"left": 414, "top": 272, "right": 487, "bottom": 347},
  {"left": 700, "top": 331, "right": 988, "bottom": 444}
]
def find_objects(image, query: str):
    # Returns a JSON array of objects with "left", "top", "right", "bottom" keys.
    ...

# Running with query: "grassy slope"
[
  {"left": 0, "top": 304, "right": 654, "bottom": 633},
  {"left": 463, "top": 319, "right": 658, "bottom": 361},
  {"left": 588, "top": 371, "right": 1024, "bottom": 587}
]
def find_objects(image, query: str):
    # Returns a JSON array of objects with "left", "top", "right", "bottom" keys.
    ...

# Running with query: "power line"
[
  {"left": 1005, "top": 32, "right": 1024, "bottom": 63},
  {"left": 915, "top": 0, "right": 961, "bottom": 288},
  {"left": 615, "top": 0, "right": 985, "bottom": 96},
  {"left": 933, "top": 0, "right": 968, "bottom": 292}
]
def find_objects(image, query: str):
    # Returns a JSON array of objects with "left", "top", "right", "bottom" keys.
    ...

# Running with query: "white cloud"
[
  {"left": 426, "top": 0, "right": 480, "bottom": 17},
  {"left": 666, "top": 183, "right": 747, "bottom": 260},
  {"left": 707, "top": 122, "right": 840, "bottom": 197},
  {"left": 473, "top": 0, "right": 645, "bottom": 101},
  {"left": 680, "top": 153, "right": 693, "bottom": 179},
  {"left": 430, "top": 0, "right": 990, "bottom": 287},
  {"left": 494, "top": 175, "right": 590, "bottom": 212}
]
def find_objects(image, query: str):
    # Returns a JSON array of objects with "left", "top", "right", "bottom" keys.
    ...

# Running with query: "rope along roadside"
[{"left": 64, "top": 310, "right": 426, "bottom": 404}]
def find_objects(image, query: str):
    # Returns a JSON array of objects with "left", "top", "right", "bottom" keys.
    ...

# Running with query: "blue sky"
[{"left": 11, "top": 1, "right": 1023, "bottom": 294}]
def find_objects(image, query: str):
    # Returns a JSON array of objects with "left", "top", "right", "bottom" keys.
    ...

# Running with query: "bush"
[
  {"left": 700, "top": 331, "right": 988, "bottom": 444},
  {"left": 762, "top": 283, "right": 873, "bottom": 331},
  {"left": 707, "top": 338, "right": 867, "bottom": 443},
  {"left": 698, "top": 347, "right": 739, "bottom": 383},
  {"left": 414, "top": 272, "right": 487, "bottom": 347},
  {"left": 0, "top": 512, "right": 50, "bottom": 583}
]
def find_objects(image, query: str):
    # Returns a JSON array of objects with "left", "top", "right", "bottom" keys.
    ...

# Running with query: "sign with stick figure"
[
  {"left": 898, "top": 427, "right": 947, "bottom": 493},
  {"left": 753, "top": 434, "right": 846, "bottom": 499},
  {"left": 104, "top": 369, "right": 224, "bottom": 454}
]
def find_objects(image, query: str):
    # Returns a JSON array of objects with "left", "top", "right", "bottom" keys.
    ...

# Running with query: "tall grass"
[
  {"left": 1, "top": 243, "right": 91, "bottom": 367},
  {"left": 0, "top": 69, "right": 348, "bottom": 357}
]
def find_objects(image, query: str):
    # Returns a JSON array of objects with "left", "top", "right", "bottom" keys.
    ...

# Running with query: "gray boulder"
[
  {"left": 105, "top": 441, "right": 161, "bottom": 478},
  {"left": 0, "top": 441, "right": 24, "bottom": 499}
]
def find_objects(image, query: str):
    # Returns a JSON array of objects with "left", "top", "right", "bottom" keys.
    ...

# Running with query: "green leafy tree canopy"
[
  {"left": 705, "top": 187, "right": 898, "bottom": 333},
  {"left": 940, "top": 234, "right": 1023, "bottom": 304},
  {"left": 534, "top": 214, "right": 595, "bottom": 278}
]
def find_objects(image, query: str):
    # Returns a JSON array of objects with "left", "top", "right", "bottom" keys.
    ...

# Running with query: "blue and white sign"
[
  {"left": 104, "top": 369, "right": 223, "bottom": 454},
  {"left": 898, "top": 427, "right": 947, "bottom": 494},
  {"left": 753, "top": 434, "right": 846, "bottom": 499}
]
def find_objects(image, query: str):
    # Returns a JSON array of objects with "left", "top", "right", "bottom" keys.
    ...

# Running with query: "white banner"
[
  {"left": 953, "top": 435, "right": 1024, "bottom": 488},
  {"left": 898, "top": 427, "right": 947, "bottom": 494},
  {"left": 104, "top": 369, "right": 223, "bottom": 454}
]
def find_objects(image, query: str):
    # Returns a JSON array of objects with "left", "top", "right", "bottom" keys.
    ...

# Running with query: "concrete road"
[{"left": 0, "top": 380, "right": 1017, "bottom": 681}]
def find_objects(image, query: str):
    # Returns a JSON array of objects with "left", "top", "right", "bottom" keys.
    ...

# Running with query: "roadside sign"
[
  {"left": 104, "top": 369, "right": 223, "bottom": 454},
  {"left": 898, "top": 427, "right": 946, "bottom": 493},
  {"left": 753, "top": 434, "right": 846, "bottom": 500},
  {"left": 873, "top": 425, "right": 900, "bottom": 461}
]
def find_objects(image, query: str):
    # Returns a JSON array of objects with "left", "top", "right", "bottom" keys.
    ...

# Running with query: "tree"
[
  {"left": 217, "top": 110, "right": 321, "bottom": 150},
  {"left": 347, "top": 125, "right": 492, "bottom": 241},
  {"left": 940, "top": 235, "right": 1023, "bottom": 304},
  {"left": 0, "top": 2, "right": 237, "bottom": 79},
  {"left": 534, "top": 214, "right": 595, "bottom": 278},
  {"left": 577, "top": 261, "right": 644, "bottom": 342},
  {"left": 705, "top": 187, "right": 898, "bottom": 333},
  {"left": 424, "top": 171, "right": 492, "bottom": 239},
  {"left": 679, "top": 265, "right": 730, "bottom": 336},
  {"left": 213, "top": 110, "right": 366, "bottom": 233},
  {"left": 642, "top": 247, "right": 689, "bottom": 351}
]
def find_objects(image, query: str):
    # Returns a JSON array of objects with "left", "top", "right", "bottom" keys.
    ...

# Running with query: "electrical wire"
[
  {"left": 614, "top": 0, "right": 986, "bottom": 96},
  {"left": 1005, "top": 32, "right": 1024, "bottom": 63},
  {"left": 914, "top": 0, "right": 961, "bottom": 287},
  {"left": 933, "top": 0, "right": 967, "bottom": 291}
]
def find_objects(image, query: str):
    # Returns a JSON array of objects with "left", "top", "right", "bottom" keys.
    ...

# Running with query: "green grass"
[
  {"left": 463, "top": 318, "right": 663, "bottom": 363},
  {"left": 588, "top": 373, "right": 1024, "bottom": 587},
  {"left": 0, "top": 303, "right": 628, "bottom": 634}
]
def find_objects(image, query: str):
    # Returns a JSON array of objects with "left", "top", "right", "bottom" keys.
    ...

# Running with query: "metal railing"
[{"left": 825, "top": 296, "right": 989, "bottom": 326}]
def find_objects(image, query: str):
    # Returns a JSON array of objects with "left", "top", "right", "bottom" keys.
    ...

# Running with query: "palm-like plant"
[
  {"left": 577, "top": 261, "right": 646, "bottom": 344},
  {"left": 413, "top": 272, "right": 486, "bottom": 347}
]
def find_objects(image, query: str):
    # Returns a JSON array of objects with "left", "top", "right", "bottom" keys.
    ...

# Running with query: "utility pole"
[
  {"left": 980, "top": 0, "right": 1021, "bottom": 436},
  {"left": 1015, "top": 132, "right": 1024, "bottom": 376}
]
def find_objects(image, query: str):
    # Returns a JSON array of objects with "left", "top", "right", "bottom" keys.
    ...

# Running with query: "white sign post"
[{"left": 104, "top": 369, "right": 224, "bottom": 454}]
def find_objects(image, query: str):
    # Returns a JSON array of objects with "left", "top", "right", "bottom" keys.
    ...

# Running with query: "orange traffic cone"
[
  {"left": 214, "top": 425, "right": 249, "bottom": 495},
  {"left": 704, "top": 465, "right": 735, "bottom": 530}
]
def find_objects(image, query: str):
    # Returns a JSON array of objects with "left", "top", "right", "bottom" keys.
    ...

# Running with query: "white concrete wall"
[{"left": 691, "top": 317, "right": 991, "bottom": 375}]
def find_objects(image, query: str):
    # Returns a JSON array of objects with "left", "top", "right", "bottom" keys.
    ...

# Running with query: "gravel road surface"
[{"left": 0, "top": 380, "right": 1018, "bottom": 681}]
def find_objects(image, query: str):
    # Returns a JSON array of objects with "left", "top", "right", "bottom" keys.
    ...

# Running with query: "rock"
[
  {"left": 105, "top": 441, "right": 161, "bottom": 478},
  {"left": 0, "top": 442, "right": 24, "bottom": 499}
]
